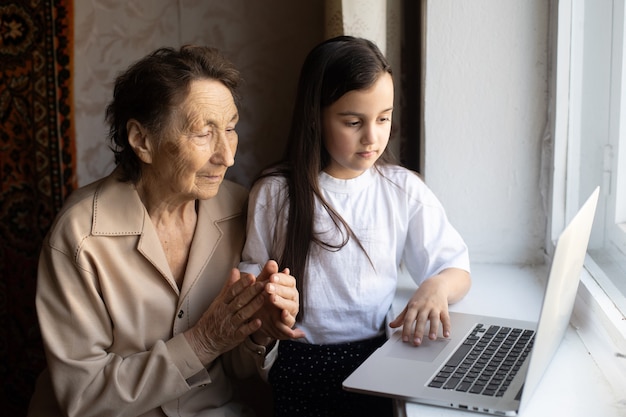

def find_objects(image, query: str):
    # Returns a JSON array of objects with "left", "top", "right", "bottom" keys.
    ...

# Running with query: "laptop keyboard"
[{"left": 427, "top": 323, "right": 535, "bottom": 397}]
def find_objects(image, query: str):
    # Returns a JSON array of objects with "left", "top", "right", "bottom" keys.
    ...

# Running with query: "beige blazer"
[{"left": 27, "top": 171, "right": 275, "bottom": 417}]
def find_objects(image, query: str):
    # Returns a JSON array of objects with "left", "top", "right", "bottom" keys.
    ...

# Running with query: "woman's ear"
[{"left": 127, "top": 120, "right": 152, "bottom": 164}]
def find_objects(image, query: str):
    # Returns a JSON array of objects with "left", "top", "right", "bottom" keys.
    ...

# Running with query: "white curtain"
[
  {"left": 324, "top": 0, "right": 402, "bottom": 58},
  {"left": 325, "top": 0, "right": 390, "bottom": 54}
]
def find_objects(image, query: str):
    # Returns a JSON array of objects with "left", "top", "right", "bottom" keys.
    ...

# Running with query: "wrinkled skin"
[{"left": 184, "top": 260, "right": 304, "bottom": 365}]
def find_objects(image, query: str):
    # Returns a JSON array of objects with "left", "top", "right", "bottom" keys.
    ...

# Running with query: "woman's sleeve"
[
  {"left": 36, "top": 242, "right": 206, "bottom": 417},
  {"left": 223, "top": 336, "right": 279, "bottom": 381}
]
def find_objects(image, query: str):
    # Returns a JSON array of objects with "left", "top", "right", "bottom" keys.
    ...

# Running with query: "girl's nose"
[{"left": 360, "top": 123, "right": 377, "bottom": 145}]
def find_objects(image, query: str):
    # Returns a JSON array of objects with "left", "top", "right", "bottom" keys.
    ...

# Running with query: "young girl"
[{"left": 240, "top": 36, "right": 472, "bottom": 417}]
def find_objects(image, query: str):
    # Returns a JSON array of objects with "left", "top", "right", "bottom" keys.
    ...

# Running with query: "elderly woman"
[{"left": 27, "top": 45, "right": 303, "bottom": 417}]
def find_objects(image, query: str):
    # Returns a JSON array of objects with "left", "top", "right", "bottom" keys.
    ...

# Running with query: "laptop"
[{"left": 343, "top": 187, "right": 599, "bottom": 416}]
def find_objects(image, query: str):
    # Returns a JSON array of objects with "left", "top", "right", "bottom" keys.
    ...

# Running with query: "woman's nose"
[{"left": 211, "top": 133, "right": 235, "bottom": 167}]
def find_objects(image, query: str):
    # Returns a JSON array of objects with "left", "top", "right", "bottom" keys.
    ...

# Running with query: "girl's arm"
[{"left": 389, "top": 267, "right": 471, "bottom": 346}]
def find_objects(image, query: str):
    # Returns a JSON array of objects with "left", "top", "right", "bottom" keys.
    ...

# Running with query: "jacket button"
[{"left": 178, "top": 310, "right": 184, "bottom": 318}]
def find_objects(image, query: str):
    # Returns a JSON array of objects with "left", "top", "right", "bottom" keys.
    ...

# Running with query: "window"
[
  {"left": 565, "top": 0, "right": 626, "bottom": 313},
  {"left": 583, "top": 0, "right": 626, "bottom": 315},
  {"left": 552, "top": 0, "right": 626, "bottom": 389}
]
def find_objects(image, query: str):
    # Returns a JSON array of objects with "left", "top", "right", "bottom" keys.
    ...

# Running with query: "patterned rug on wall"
[{"left": 0, "top": 1, "right": 75, "bottom": 414}]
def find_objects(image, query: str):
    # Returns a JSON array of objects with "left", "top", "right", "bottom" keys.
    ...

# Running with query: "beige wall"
[{"left": 74, "top": 0, "right": 325, "bottom": 187}]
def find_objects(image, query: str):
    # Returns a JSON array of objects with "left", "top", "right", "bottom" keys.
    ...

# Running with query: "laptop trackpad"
[{"left": 386, "top": 336, "right": 451, "bottom": 362}]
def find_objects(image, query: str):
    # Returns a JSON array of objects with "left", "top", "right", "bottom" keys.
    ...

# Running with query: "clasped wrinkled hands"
[{"left": 185, "top": 260, "right": 304, "bottom": 365}]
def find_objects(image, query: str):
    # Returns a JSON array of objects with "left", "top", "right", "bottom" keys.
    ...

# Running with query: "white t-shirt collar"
[{"left": 319, "top": 166, "right": 376, "bottom": 194}]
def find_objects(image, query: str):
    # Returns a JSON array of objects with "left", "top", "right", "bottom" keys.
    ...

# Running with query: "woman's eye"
[
  {"left": 197, "top": 128, "right": 213, "bottom": 138},
  {"left": 189, "top": 131, "right": 212, "bottom": 144}
]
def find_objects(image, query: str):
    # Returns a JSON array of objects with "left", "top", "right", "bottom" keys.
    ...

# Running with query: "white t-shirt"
[{"left": 240, "top": 165, "right": 470, "bottom": 345}]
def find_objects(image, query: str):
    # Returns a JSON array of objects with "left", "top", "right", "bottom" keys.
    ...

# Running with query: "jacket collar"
[
  {"left": 91, "top": 171, "right": 239, "bottom": 233},
  {"left": 92, "top": 172, "right": 177, "bottom": 290},
  {"left": 92, "top": 171, "right": 145, "bottom": 236},
  {"left": 181, "top": 182, "right": 246, "bottom": 299},
  {"left": 90, "top": 170, "right": 236, "bottom": 296}
]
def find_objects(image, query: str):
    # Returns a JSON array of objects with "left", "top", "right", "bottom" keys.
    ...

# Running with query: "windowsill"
[
  {"left": 571, "top": 257, "right": 626, "bottom": 394},
  {"left": 586, "top": 249, "right": 626, "bottom": 312},
  {"left": 392, "top": 263, "right": 625, "bottom": 417}
]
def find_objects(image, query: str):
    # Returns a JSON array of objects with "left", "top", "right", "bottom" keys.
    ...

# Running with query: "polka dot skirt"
[{"left": 268, "top": 335, "right": 393, "bottom": 417}]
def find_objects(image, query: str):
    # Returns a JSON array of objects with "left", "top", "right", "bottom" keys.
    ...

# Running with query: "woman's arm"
[{"left": 37, "top": 244, "right": 201, "bottom": 417}]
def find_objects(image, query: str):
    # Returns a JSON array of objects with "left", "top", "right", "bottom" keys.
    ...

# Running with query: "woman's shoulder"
[
  {"left": 218, "top": 179, "right": 248, "bottom": 204},
  {"left": 45, "top": 176, "right": 112, "bottom": 248},
  {"left": 57, "top": 177, "right": 108, "bottom": 220},
  {"left": 198, "top": 179, "right": 250, "bottom": 219}
]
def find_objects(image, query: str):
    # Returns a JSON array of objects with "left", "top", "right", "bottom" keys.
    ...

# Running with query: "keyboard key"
[{"left": 444, "top": 377, "right": 461, "bottom": 390}]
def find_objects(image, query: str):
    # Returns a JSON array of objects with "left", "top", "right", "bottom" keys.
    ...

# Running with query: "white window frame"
[
  {"left": 606, "top": 0, "right": 626, "bottom": 255},
  {"left": 591, "top": 0, "right": 626, "bottom": 318},
  {"left": 552, "top": 0, "right": 626, "bottom": 389}
]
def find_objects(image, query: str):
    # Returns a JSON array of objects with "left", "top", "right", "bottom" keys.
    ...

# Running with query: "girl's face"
[{"left": 321, "top": 72, "right": 393, "bottom": 179}]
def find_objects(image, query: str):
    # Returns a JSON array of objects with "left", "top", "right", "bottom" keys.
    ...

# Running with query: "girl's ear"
[{"left": 127, "top": 120, "right": 153, "bottom": 164}]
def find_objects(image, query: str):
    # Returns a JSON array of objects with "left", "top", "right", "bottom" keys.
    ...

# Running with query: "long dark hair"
[
  {"left": 105, "top": 45, "right": 241, "bottom": 183},
  {"left": 259, "top": 36, "right": 394, "bottom": 316}
]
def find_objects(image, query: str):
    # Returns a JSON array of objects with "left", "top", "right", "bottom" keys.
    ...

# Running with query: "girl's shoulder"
[
  {"left": 378, "top": 164, "right": 423, "bottom": 179},
  {"left": 249, "top": 171, "right": 289, "bottom": 203},
  {"left": 251, "top": 171, "right": 288, "bottom": 190},
  {"left": 376, "top": 164, "right": 427, "bottom": 189},
  {"left": 375, "top": 164, "right": 442, "bottom": 206}
]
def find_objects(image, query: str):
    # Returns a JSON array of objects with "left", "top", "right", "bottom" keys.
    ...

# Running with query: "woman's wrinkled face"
[
  {"left": 150, "top": 79, "right": 238, "bottom": 201},
  {"left": 321, "top": 72, "right": 393, "bottom": 179}
]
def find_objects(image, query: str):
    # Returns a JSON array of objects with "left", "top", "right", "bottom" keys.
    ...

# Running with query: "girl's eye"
[{"left": 346, "top": 120, "right": 361, "bottom": 127}]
